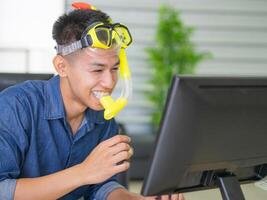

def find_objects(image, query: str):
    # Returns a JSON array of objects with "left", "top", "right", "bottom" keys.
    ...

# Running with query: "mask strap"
[{"left": 56, "top": 40, "right": 82, "bottom": 56}]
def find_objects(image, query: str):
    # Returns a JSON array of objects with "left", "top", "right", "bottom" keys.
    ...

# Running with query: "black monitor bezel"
[{"left": 141, "top": 75, "right": 267, "bottom": 196}]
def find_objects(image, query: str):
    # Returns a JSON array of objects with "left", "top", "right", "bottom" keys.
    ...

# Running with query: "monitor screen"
[
  {"left": 0, "top": 73, "right": 54, "bottom": 91},
  {"left": 141, "top": 75, "right": 267, "bottom": 197}
]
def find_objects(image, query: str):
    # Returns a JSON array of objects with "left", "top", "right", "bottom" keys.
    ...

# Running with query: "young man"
[{"left": 0, "top": 3, "right": 183, "bottom": 200}]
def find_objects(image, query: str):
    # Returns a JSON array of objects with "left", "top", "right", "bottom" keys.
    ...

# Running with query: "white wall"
[{"left": 0, "top": 0, "right": 64, "bottom": 73}]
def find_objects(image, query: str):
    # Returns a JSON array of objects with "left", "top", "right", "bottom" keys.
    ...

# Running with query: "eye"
[
  {"left": 112, "top": 67, "right": 119, "bottom": 72},
  {"left": 92, "top": 69, "right": 103, "bottom": 73}
]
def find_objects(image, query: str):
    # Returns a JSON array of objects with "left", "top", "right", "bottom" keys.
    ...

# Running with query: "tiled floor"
[{"left": 129, "top": 180, "right": 267, "bottom": 200}]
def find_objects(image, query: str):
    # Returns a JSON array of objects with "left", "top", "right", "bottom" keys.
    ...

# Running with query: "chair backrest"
[{"left": 0, "top": 73, "right": 53, "bottom": 91}]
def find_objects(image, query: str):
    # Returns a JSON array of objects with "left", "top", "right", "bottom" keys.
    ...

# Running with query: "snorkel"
[
  {"left": 55, "top": 2, "right": 132, "bottom": 120},
  {"left": 100, "top": 48, "right": 132, "bottom": 119}
]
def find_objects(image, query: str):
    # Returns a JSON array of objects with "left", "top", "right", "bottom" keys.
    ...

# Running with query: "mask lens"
[
  {"left": 95, "top": 27, "right": 111, "bottom": 46},
  {"left": 114, "top": 26, "right": 132, "bottom": 47}
]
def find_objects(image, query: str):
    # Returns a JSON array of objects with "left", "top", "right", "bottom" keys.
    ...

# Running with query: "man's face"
[{"left": 63, "top": 48, "right": 119, "bottom": 111}]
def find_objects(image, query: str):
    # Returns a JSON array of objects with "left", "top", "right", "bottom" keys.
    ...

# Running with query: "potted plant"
[{"left": 146, "top": 5, "right": 210, "bottom": 129}]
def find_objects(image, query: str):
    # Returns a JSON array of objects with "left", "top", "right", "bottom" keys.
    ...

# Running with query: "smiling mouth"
[{"left": 92, "top": 91, "right": 110, "bottom": 99}]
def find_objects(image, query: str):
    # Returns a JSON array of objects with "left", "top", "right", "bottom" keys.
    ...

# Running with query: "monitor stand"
[{"left": 217, "top": 175, "right": 245, "bottom": 200}]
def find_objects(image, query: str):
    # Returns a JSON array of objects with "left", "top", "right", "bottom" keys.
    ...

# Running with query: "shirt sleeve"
[
  {"left": 0, "top": 91, "right": 29, "bottom": 191},
  {"left": 0, "top": 179, "right": 17, "bottom": 200},
  {"left": 94, "top": 181, "right": 124, "bottom": 200},
  {"left": 0, "top": 89, "right": 28, "bottom": 200}
]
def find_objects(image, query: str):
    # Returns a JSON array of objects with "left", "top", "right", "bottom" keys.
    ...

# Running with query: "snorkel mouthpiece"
[{"left": 100, "top": 96, "right": 127, "bottom": 120}]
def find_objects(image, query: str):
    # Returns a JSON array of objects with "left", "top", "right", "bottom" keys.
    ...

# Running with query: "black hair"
[{"left": 52, "top": 9, "right": 111, "bottom": 45}]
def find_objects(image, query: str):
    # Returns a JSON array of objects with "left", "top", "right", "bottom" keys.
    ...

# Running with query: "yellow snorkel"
[{"left": 100, "top": 48, "right": 132, "bottom": 120}]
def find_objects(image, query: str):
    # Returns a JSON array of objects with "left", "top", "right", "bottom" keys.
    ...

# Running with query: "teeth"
[{"left": 92, "top": 91, "right": 110, "bottom": 99}]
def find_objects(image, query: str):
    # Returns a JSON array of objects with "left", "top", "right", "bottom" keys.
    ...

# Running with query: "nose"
[{"left": 101, "top": 70, "right": 115, "bottom": 89}]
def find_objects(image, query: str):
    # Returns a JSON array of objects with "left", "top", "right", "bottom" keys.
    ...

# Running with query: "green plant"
[{"left": 146, "top": 5, "right": 210, "bottom": 129}]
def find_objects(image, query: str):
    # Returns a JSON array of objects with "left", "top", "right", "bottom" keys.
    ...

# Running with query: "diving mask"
[
  {"left": 56, "top": 22, "right": 132, "bottom": 56},
  {"left": 55, "top": 21, "right": 133, "bottom": 120}
]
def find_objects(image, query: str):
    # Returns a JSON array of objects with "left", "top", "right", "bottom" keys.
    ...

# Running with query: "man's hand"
[
  {"left": 144, "top": 193, "right": 185, "bottom": 200},
  {"left": 78, "top": 135, "right": 133, "bottom": 185},
  {"left": 108, "top": 188, "right": 185, "bottom": 200}
]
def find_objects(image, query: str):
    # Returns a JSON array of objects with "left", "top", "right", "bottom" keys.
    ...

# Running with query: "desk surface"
[{"left": 129, "top": 181, "right": 267, "bottom": 200}]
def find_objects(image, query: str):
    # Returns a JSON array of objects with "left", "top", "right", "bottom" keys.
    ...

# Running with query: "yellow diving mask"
[
  {"left": 81, "top": 22, "right": 132, "bottom": 49},
  {"left": 55, "top": 21, "right": 133, "bottom": 120}
]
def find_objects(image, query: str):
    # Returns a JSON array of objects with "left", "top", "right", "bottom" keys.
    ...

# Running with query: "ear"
[{"left": 53, "top": 55, "right": 67, "bottom": 77}]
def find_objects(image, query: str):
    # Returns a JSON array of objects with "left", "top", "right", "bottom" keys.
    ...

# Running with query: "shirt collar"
[
  {"left": 85, "top": 108, "right": 106, "bottom": 125},
  {"left": 44, "top": 75, "right": 65, "bottom": 119}
]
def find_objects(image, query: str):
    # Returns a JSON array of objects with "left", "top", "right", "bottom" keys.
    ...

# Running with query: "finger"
[
  {"left": 129, "top": 147, "right": 134, "bottom": 157},
  {"left": 113, "top": 160, "right": 130, "bottom": 174},
  {"left": 143, "top": 196, "right": 158, "bottom": 200},
  {"left": 109, "top": 142, "right": 130, "bottom": 155},
  {"left": 161, "top": 195, "right": 169, "bottom": 200},
  {"left": 178, "top": 194, "right": 185, "bottom": 200},
  {"left": 112, "top": 150, "right": 132, "bottom": 164},
  {"left": 170, "top": 194, "right": 179, "bottom": 200},
  {"left": 103, "top": 135, "right": 131, "bottom": 147}
]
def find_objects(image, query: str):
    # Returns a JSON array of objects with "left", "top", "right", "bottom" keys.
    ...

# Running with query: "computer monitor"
[
  {"left": 141, "top": 75, "right": 267, "bottom": 199},
  {"left": 0, "top": 73, "right": 54, "bottom": 91}
]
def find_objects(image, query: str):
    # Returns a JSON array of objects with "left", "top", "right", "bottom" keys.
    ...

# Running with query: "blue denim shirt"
[{"left": 0, "top": 75, "right": 123, "bottom": 200}]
